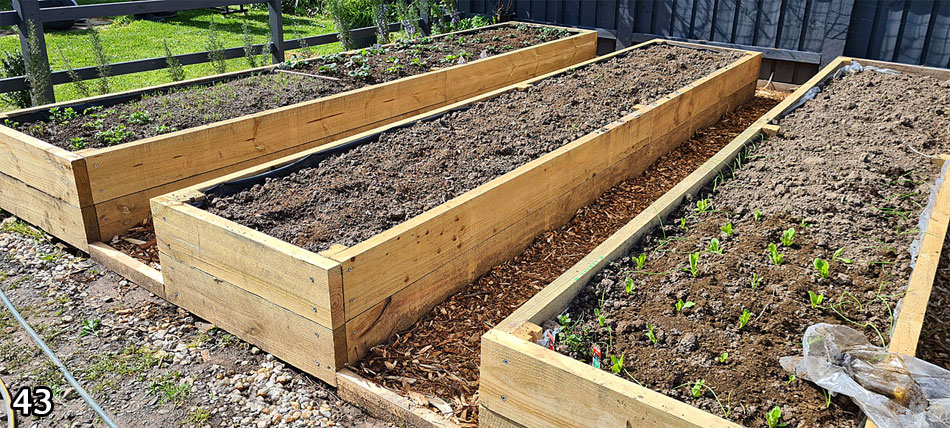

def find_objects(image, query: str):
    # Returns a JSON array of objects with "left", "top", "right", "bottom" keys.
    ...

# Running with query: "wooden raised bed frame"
[
  {"left": 149, "top": 40, "right": 761, "bottom": 388},
  {"left": 478, "top": 57, "right": 950, "bottom": 428},
  {"left": 0, "top": 23, "right": 596, "bottom": 252}
]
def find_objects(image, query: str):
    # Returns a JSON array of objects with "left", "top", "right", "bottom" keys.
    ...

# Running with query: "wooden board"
[
  {"left": 482, "top": 56, "right": 950, "bottom": 428},
  {"left": 88, "top": 241, "right": 164, "bottom": 298},
  {"left": 0, "top": 23, "right": 596, "bottom": 250},
  {"left": 0, "top": 168, "right": 96, "bottom": 251},
  {"left": 336, "top": 369, "right": 458, "bottom": 428}
]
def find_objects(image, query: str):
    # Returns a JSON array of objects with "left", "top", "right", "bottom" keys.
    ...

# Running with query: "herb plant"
[
  {"left": 70, "top": 137, "right": 87, "bottom": 149},
  {"left": 609, "top": 354, "right": 624, "bottom": 374},
  {"left": 645, "top": 324, "right": 657, "bottom": 344},
  {"left": 767, "top": 243, "right": 784, "bottom": 265},
  {"left": 675, "top": 299, "right": 695, "bottom": 312},
  {"left": 813, "top": 258, "right": 830, "bottom": 279},
  {"left": 721, "top": 222, "right": 733, "bottom": 236},
  {"left": 750, "top": 273, "right": 762, "bottom": 289},
  {"left": 707, "top": 238, "right": 723, "bottom": 254},
  {"left": 695, "top": 199, "right": 710, "bottom": 214},
  {"left": 765, "top": 406, "right": 785, "bottom": 428},
  {"left": 690, "top": 379, "right": 706, "bottom": 398},
  {"left": 624, "top": 277, "right": 636, "bottom": 295},
  {"left": 808, "top": 291, "right": 824, "bottom": 308},
  {"left": 634, "top": 254, "right": 646, "bottom": 270},
  {"left": 738, "top": 309, "right": 751, "bottom": 329},
  {"left": 780, "top": 228, "right": 795, "bottom": 247}
]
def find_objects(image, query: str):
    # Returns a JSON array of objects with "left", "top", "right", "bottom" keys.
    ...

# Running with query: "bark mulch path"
[{"left": 352, "top": 92, "right": 785, "bottom": 426}]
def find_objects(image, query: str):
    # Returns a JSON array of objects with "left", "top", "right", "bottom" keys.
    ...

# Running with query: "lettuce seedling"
[
  {"left": 738, "top": 309, "right": 752, "bottom": 329},
  {"left": 765, "top": 406, "right": 785, "bottom": 428},
  {"left": 594, "top": 308, "right": 606, "bottom": 328},
  {"left": 70, "top": 137, "right": 87, "bottom": 149},
  {"left": 624, "top": 277, "right": 636, "bottom": 295},
  {"left": 813, "top": 258, "right": 830, "bottom": 278},
  {"left": 720, "top": 222, "right": 733, "bottom": 236},
  {"left": 646, "top": 324, "right": 657, "bottom": 344},
  {"left": 750, "top": 273, "right": 762, "bottom": 289},
  {"left": 609, "top": 354, "right": 624, "bottom": 374},
  {"left": 808, "top": 291, "right": 824, "bottom": 308},
  {"left": 557, "top": 314, "right": 572, "bottom": 327},
  {"left": 634, "top": 254, "right": 646, "bottom": 270},
  {"left": 786, "top": 375, "right": 796, "bottom": 385},
  {"left": 716, "top": 352, "right": 728, "bottom": 363},
  {"left": 680, "top": 218, "right": 688, "bottom": 230},
  {"left": 832, "top": 247, "right": 852, "bottom": 264},
  {"left": 754, "top": 209, "right": 762, "bottom": 221},
  {"left": 780, "top": 228, "right": 795, "bottom": 247},
  {"left": 690, "top": 379, "right": 706, "bottom": 398},
  {"left": 767, "top": 243, "right": 784, "bottom": 265},
  {"left": 695, "top": 199, "right": 711, "bottom": 214},
  {"left": 675, "top": 299, "right": 695, "bottom": 312},
  {"left": 685, "top": 252, "right": 700, "bottom": 277},
  {"left": 707, "top": 238, "right": 723, "bottom": 254}
]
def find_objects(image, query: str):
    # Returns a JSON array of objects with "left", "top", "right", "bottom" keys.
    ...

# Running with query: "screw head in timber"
[
  {"left": 314, "top": 361, "right": 320, "bottom": 367},
  {"left": 312, "top": 307, "right": 317, "bottom": 313},
  {"left": 501, "top": 395, "right": 507, "bottom": 402},
  {"left": 348, "top": 298, "right": 354, "bottom": 303},
  {"left": 504, "top": 359, "right": 509, "bottom": 365},
  {"left": 309, "top": 276, "right": 314, "bottom": 282},
  {"left": 348, "top": 267, "right": 353, "bottom": 272}
]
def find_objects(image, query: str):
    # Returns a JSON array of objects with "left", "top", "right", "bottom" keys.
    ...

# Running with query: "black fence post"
[
  {"left": 13, "top": 0, "right": 55, "bottom": 106},
  {"left": 267, "top": 0, "right": 285, "bottom": 63}
]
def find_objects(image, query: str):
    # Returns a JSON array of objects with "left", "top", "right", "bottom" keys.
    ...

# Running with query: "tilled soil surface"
[
  {"left": 557, "top": 69, "right": 950, "bottom": 427},
  {"left": 206, "top": 45, "right": 743, "bottom": 253},
  {"left": 12, "top": 25, "right": 566, "bottom": 151},
  {"left": 352, "top": 93, "right": 784, "bottom": 425},
  {"left": 919, "top": 230, "right": 950, "bottom": 370},
  {"left": 0, "top": 217, "right": 387, "bottom": 428}
]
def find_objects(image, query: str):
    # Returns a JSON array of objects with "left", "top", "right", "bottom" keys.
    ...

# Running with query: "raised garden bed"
[
  {"left": 149, "top": 40, "right": 761, "bottom": 388},
  {"left": 479, "top": 58, "right": 950, "bottom": 428},
  {"left": 0, "top": 22, "right": 595, "bottom": 252}
]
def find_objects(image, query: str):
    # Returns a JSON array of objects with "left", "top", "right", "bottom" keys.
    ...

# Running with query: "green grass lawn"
[{"left": 0, "top": 6, "right": 343, "bottom": 110}]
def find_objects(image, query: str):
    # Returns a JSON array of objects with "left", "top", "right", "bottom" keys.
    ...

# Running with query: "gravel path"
[{"left": 0, "top": 216, "right": 386, "bottom": 428}]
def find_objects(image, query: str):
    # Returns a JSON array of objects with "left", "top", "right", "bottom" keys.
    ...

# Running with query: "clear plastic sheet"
[{"left": 781, "top": 324, "right": 950, "bottom": 428}]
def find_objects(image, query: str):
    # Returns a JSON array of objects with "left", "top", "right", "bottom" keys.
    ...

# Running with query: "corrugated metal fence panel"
[{"left": 466, "top": 0, "right": 949, "bottom": 82}]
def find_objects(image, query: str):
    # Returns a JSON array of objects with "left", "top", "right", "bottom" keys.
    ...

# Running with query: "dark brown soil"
[
  {"left": 205, "top": 45, "right": 743, "bottom": 253},
  {"left": 350, "top": 93, "right": 785, "bottom": 425},
  {"left": 9, "top": 25, "right": 569, "bottom": 151},
  {"left": 556, "top": 70, "right": 950, "bottom": 427},
  {"left": 918, "top": 230, "right": 950, "bottom": 370}
]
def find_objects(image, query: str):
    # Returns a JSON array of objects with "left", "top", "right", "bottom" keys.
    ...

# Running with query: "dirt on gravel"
[
  {"left": 556, "top": 69, "right": 950, "bottom": 427},
  {"left": 205, "top": 45, "right": 743, "bottom": 253},
  {"left": 0, "top": 217, "right": 388, "bottom": 428},
  {"left": 919, "top": 230, "right": 950, "bottom": 370},
  {"left": 10, "top": 25, "right": 568, "bottom": 151},
  {"left": 349, "top": 93, "right": 785, "bottom": 425}
]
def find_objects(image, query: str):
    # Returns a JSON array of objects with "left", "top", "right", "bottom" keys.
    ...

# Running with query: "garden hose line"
[
  {"left": 0, "top": 376, "right": 13, "bottom": 428},
  {"left": 0, "top": 288, "right": 119, "bottom": 428}
]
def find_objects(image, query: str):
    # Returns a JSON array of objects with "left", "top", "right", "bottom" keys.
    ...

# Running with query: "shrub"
[
  {"left": 0, "top": 50, "right": 30, "bottom": 109},
  {"left": 326, "top": 0, "right": 374, "bottom": 49}
]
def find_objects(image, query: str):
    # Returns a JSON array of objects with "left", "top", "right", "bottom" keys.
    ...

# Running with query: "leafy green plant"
[
  {"left": 754, "top": 209, "right": 762, "bottom": 221},
  {"left": 80, "top": 319, "right": 101, "bottom": 337},
  {"left": 95, "top": 125, "right": 133, "bottom": 145},
  {"left": 594, "top": 308, "right": 606, "bottom": 328},
  {"left": 127, "top": 110, "right": 152, "bottom": 125},
  {"left": 645, "top": 324, "right": 657, "bottom": 344},
  {"left": 786, "top": 375, "right": 796, "bottom": 385},
  {"left": 679, "top": 217, "right": 687, "bottom": 230},
  {"left": 675, "top": 299, "right": 695, "bottom": 312},
  {"left": 49, "top": 107, "right": 77, "bottom": 124},
  {"left": 70, "top": 137, "right": 87, "bottom": 149},
  {"left": 634, "top": 254, "right": 646, "bottom": 270},
  {"left": 695, "top": 199, "right": 711, "bottom": 214},
  {"left": 556, "top": 314, "right": 572, "bottom": 327},
  {"left": 813, "top": 258, "right": 830, "bottom": 279},
  {"left": 89, "top": 28, "right": 112, "bottom": 95},
  {"left": 685, "top": 252, "right": 700, "bottom": 277},
  {"left": 58, "top": 49, "right": 92, "bottom": 99},
  {"left": 690, "top": 379, "right": 706, "bottom": 398},
  {"left": 780, "top": 228, "right": 795, "bottom": 247},
  {"left": 370, "top": 0, "right": 390, "bottom": 43},
  {"left": 720, "top": 222, "right": 733, "bottom": 236},
  {"left": 609, "top": 354, "right": 624, "bottom": 374},
  {"left": 624, "top": 277, "right": 636, "bottom": 295},
  {"left": 808, "top": 291, "right": 824, "bottom": 308},
  {"left": 707, "top": 238, "right": 723, "bottom": 254},
  {"left": 716, "top": 352, "right": 728, "bottom": 363},
  {"left": 767, "top": 243, "right": 784, "bottom": 265},
  {"left": 152, "top": 124, "right": 177, "bottom": 135},
  {"left": 326, "top": 0, "right": 374, "bottom": 49},
  {"left": 206, "top": 17, "right": 227, "bottom": 74},
  {"left": 832, "top": 247, "right": 852, "bottom": 264},
  {"left": 738, "top": 309, "right": 751, "bottom": 329},
  {"left": 0, "top": 49, "right": 30, "bottom": 108},
  {"left": 750, "top": 273, "right": 762, "bottom": 289},
  {"left": 394, "top": 0, "right": 421, "bottom": 40},
  {"left": 765, "top": 406, "right": 785, "bottom": 428}
]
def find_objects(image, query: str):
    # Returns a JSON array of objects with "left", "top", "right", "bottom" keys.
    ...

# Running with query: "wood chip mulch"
[
  {"left": 353, "top": 91, "right": 786, "bottom": 425},
  {"left": 111, "top": 218, "right": 160, "bottom": 270}
]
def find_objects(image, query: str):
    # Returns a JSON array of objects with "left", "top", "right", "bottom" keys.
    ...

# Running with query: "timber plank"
[
  {"left": 336, "top": 369, "right": 458, "bottom": 428},
  {"left": 0, "top": 126, "right": 88, "bottom": 207},
  {"left": 0, "top": 168, "right": 96, "bottom": 251},
  {"left": 88, "top": 241, "right": 164, "bottom": 298}
]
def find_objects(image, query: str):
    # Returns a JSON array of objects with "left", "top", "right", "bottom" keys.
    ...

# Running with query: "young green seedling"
[
  {"left": 679, "top": 218, "right": 688, "bottom": 230},
  {"left": 766, "top": 406, "right": 785, "bottom": 428},
  {"left": 738, "top": 309, "right": 752, "bottom": 329},
  {"left": 767, "top": 243, "right": 784, "bottom": 265},
  {"left": 675, "top": 299, "right": 695, "bottom": 312},
  {"left": 557, "top": 314, "right": 572, "bottom": 327},
  {"left": 813, "top": 258, "right": 830, "bottom": 279},
  {"left": 832, "top": 247, "right": 852, "bottom": 264},
  {"left": 780, "top": 228, "right": 795, "bottom": 247},
  {"left": 695, "top": 199, "right": 711, "bottom": 214},
  {"left": 645, "top": 324, "right": 657, "bottom": 344},
  {"left": 754, "top": 209, "right": 762, "bottom": 221},
  {"left": 707, "top": 238, "right": 723, "bottom": 254},
  {"left": 716, "top": 352, "right": 728, "bottom": 363},
  {"left": 750, "top": 272, "right": 763, "bottom": 289},
  {"left": 720, "top": 222, "right": 733, "bottom": 236},
  {"left": 685, "top": 252, "right": 700, "bottom": 277},
  {"left": 634, "top": 254, "right": 646, "bottom": 270},
  {"left": 609, "top": 354, "right": 624, "bottom": 374},
  {"left": 594, "top": 308, "right": 606, "bottom": 328},
  {"left": 624, "top": 277, "right": 636, "bottom": 295},
  {"left": 808, "top": 291, "right": 824, "bottom": 308},
  {"left": 786, "top": 375, "right": 796, "bottom": 385},
  {"left": 690, "top": 379, "right": 706, "bottom": 398}
]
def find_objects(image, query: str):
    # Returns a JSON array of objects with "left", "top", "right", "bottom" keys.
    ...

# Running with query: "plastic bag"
[{"left": 780, "top": 323, "right": 950, "bottom": 428}]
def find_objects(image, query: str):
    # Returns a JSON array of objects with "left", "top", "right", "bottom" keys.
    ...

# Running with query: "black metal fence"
[
  {"left": 462, "top": 0, "right": 950, "bottom": 83},
  {"left": 0, "top": 0, "right": 409, "bottom": 105}
]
